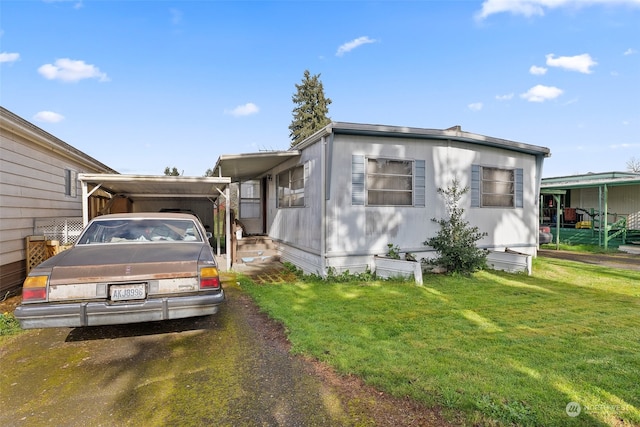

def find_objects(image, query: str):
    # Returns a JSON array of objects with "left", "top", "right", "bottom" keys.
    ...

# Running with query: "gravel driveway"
[
  {"left": 0, "top": 282, "right": 449, "bottom": 427},
  {"left": 538, "top": 249, "right": 640, "bottom": 271}
]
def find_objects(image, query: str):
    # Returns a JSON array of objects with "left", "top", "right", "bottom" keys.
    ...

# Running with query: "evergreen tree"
[{"left": 288, "top": 70, "right": 332, "bottom": 147}]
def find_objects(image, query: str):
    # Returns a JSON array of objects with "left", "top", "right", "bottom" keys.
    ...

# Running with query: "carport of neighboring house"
[
  {"left": 78, "top": 173, "right": 233, "bottom": 270},
  {"left": 540, "top": 172, "right": 640, "bottom": 251}
]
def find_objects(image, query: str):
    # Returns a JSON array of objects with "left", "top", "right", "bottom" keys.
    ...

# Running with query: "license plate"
[{"left": 110, "top": 284, "right": 146, "bottom": 301}]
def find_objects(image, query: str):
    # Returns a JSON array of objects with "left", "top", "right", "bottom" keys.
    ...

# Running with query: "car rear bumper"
[{"left": 14, "top": 291, "right": 225, "bottom": 329}]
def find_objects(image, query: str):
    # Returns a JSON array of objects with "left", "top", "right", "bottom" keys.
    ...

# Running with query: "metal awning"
[
  {"left": 213, "top": 151, "right": 301, "bottom": 182},
  {"left": 79, "top": 173, "right": 231, "bottom": 198}
]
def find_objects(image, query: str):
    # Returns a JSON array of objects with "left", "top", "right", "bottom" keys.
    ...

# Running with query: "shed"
[{"left": 214, "top": 122, "right": 551, "bottom": 276}]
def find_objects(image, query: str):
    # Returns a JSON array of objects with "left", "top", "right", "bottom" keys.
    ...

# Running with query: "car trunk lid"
[{"left": 48, "top": 244, "right": 202, "bottom": 286}]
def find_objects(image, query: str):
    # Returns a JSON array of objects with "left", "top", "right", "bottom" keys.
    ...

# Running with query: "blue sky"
[{"left": 1, "top": 0, "right": 639, "bottom": 178}]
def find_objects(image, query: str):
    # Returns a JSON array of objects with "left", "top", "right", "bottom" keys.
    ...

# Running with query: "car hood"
[{"left": 39, "top": 243, "right": 209, "bottom": 285}]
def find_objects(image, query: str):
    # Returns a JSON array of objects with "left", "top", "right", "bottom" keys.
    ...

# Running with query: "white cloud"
[
  {"left": 520, "top": 84, "right": 563, "bottom": 102},
  {"left": 336, "top": 36, "right": 377, "bottom": 57},
  {"left": 624, "top": 48, "right": 637, "bottom": 55},
  {"left": 225, "top": 102, "right": 259, "bottom": 117},
  {"left": 546, "top": 53, "right": 597, "bottom": 74},
  {"left": 38, "top": 58, "right": 109, "bottom": 82},
  {"left": 476, "top": 0, "right": 640, "bottom": 20},
  {"left": 496, "top": 93, "right": 514, "bottom": 101},
  {"left": 529, "top": 65, "right": 547, "bottom": 75},
  {"left": 0, "top": 52, "right": 20, "bottom": 63},
  {"left": 33, "top": 111, "right": 65, "bottom": 123},
  {"left": 468, "top": 102, "right": 483, "bottom": 111}
]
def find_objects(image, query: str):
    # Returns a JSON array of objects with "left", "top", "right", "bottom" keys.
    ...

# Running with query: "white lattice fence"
[{"left": 34, "top": 217, "right": 84, "bottom": 245}]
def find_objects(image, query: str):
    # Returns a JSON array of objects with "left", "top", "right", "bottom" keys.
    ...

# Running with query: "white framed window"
[
  {"left": 471, "top": 165, "right": 523, "bottom": 208},
  {"left": 366, "top": 158, "right": 414, "bottom": 206},
  {"left": 277, "top": 165, "right": 305, "bottom": 208},
  {"left": 482, "top": 167, "right": 514, "bottom": 207},
  {"left": 351, "top": 155, "right": 425, "bottom": 207},
  {"left": 240, "top": 180, "right": 261, "bottom": 218}
]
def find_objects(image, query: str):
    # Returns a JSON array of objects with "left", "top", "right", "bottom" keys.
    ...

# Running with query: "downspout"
[
  {"left": 320, "top": 136, "right": 327, "bottom": 278},
  {"left": 225, "top": 186, "right": 231, "bottom": 271}
]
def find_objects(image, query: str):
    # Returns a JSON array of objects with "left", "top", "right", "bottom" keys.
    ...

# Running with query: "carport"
[{"left": 78, "top": 173, "right": 233, "bottom": 270}]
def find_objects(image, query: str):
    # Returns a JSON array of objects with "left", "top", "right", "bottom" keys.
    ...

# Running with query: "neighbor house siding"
[
  {"left": 0, "top": 107, "right": 115, "bottom": 293},
  {"left": 569, "top": 185, "right": 640, "bottom": 230}
]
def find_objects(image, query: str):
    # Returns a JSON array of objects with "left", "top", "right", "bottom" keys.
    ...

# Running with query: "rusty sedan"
[{"left": 15, "top": 212, "right": 224, "bottom": 329}]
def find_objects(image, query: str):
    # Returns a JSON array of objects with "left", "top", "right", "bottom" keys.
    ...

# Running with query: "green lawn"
[{"left": 241, "top": 257, "right": 640, "bottom": 426}]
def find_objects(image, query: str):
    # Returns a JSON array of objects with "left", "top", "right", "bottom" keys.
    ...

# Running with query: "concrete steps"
[{"left": 236, "top": 236, "right": 279, "bottom": 264}]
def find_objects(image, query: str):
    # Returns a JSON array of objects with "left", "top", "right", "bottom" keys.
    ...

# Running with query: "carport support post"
[
  {"left": 225, "top": 187, "right": 231, "bottom": 271},
  {"left": 603, "top": 184, "right": 608, "bottom": 251},
  {"left": 554, "top": 194, "right": 561, "bottom": 250},
  {"left": 81, "top": 180, "right": 89, "bottom": 226}
]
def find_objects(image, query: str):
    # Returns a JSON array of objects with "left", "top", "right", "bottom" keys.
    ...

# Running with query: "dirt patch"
[{"left": 0, "top": 293, "right": 20, "bottom": 314}]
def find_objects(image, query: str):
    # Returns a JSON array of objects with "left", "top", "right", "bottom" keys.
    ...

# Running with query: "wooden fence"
[{"left": 25, "top": 236, "right": 71, "bottom": 274}]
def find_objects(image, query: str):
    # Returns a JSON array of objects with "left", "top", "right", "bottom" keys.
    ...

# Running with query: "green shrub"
[
  {"left": 424, "top": 179, "right": 488, "bottom": 275},
  {"left": 386, "top": 243, "right": 401, "bottom": 259}
]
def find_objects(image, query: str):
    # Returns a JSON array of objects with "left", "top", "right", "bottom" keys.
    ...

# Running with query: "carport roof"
[
  {"left": 213, "top": 151, "right": 301, "bottom": 182},
  {"left": 79, "top": 173, "right": 231, "bottom": 198},
  {"left": 541, "top": 172, "right": 640, "bottom": 190}
]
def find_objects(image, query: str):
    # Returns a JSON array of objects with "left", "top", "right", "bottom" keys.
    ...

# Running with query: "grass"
[
  {"left": 242, "top": 257, "right": 640, "bottom": 426},
  {"left": 0, "top": 312, "right": 22, "bottom": 338}
]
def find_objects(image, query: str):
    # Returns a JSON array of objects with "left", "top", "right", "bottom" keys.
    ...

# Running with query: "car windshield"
[{"left": 77, "top": 218, "right": 203, "bottom": 244}]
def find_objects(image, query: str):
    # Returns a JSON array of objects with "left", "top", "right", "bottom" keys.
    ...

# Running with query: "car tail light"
[
  {"left": 22, "top": 275, "right": 48, "bottom": 302},
  {"left": 199, "top": 267, "right": 220, "bottom": 289},
  {"left": 540, "top": 226, "right": 551, "bottom": 233}
]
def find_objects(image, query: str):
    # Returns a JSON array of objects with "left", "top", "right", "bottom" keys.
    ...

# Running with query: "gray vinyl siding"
[
  {"left": 325, "top": 136, "right": 541, "bottom": 271},
  {"left": 251, "top": 128, "right": 545, "bottom": 275},
  {"left": 268, "top": 142, "right": 323, "bottom": 255},
  {"left": 1, "top": 108, "right": 113, "bottom": 292}
]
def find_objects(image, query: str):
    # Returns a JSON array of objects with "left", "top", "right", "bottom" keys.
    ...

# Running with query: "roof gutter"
[{"left": 326, "top": 122, "right": 551, "bottom": 157}]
